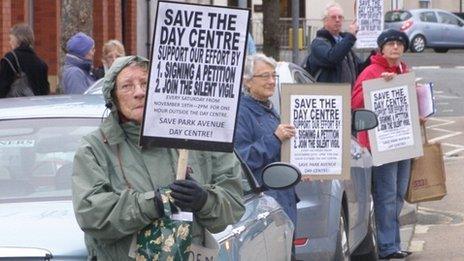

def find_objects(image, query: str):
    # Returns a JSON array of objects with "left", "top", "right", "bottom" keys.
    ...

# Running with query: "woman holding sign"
[
  {"left": 351, "top": 29, "right": 413, "bottom": 260},
  {"left": 235, "top": 53, "right": 299, "bottom": 256},
  {"left": 71, "top": 55, "right": 245, "bottom": 260}
]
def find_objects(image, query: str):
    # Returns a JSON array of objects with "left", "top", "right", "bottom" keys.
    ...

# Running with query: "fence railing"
[{"left": 251, "top": 18, "right": 323, "bottom": 49}]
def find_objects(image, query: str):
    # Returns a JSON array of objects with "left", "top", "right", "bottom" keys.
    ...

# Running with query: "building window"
[{"left": 419, "top": 0, "right": 430, "bottom": 9}]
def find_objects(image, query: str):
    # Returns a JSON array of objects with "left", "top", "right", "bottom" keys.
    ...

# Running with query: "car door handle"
[{"left": 257, "top": 211, "right": 270, "bottom": 220}]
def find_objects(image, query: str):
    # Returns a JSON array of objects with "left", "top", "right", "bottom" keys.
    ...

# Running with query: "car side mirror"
[
  {"left": 352, "top": 109, "right": 378, "bottom": 134},
  {"left": 262, "top": 162, "right": 301, "bottom": 190}
]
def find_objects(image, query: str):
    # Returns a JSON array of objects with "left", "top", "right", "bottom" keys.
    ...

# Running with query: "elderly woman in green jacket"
[{"left": 72, "top": 55, "right": 245, "bottom": 260}]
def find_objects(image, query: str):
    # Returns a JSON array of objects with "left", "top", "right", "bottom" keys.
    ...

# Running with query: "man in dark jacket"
[{"left": 308, "top": 2, "right": 362, "bottom": 85}]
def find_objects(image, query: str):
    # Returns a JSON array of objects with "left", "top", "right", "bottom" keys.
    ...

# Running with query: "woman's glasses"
[{"left": 253, "top": 72, "right": 278, "bottom": 80}]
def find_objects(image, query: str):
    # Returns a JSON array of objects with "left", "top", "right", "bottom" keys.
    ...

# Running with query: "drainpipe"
[
  {"left": 291, "top": 0, "right": 299, "bottom": 63},
  {"left": 28, "top": 0, "right": 34, "bottom": 25},
  {"left": 146, "top": 0, "right": 151, "bottom": 58}
]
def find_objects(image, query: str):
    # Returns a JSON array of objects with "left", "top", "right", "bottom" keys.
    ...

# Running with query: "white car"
[
  {"left": 0, "top": 95, "right": 299, "bottom": 260},
  {"left": 83, "top": 78, "right": 104, "bottom": 95}
]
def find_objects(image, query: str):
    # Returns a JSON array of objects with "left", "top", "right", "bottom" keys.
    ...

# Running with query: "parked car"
[
  {"left": 0, "top": 95, "right": 299, "bottom": 260},
  {"left": 274, "top": 62, "right": 378, "bottom": 260},
  {"left": 385, "top": 9, "right": 464, "bottom": 53},
  {"left": 83, "top": 78, "right": 103, "bottom": 95}
]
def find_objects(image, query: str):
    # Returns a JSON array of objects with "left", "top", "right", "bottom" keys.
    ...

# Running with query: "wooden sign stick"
[{"left": 176, "top": 149, "right": 189, "bottom": 180}]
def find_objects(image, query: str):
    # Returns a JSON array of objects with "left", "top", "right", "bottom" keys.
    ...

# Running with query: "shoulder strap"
[
  {"left": 314, "top": 69, "right": 322, "bottom": 81},
  {"left": 2, "top": 55, "right": 20, "bottom": 76},
  {"left": 99, "top": 129, "right": 133, "bottom": 189},
  {"left": 10, "top": 51, "right": 23, "bottom": 72}
]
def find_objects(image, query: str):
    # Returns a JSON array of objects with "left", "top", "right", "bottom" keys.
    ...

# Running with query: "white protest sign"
[
  {"left": 356, "top": 0, "right": 384, "bottom": 49},
  {"left": 291, "top": 95, "right": 343, "bottom": 175},
  {"left": 141, "top": 1, "right": 250, "bottom": 152},
  {"left": 371, "top": 85, "right": 414, "bottom": 151},
  {"left": 363, "top": 72, "right": 423, "bottom": 166},
  {"left": 281, "top": 84, "right": 351, "bottom": 180}
]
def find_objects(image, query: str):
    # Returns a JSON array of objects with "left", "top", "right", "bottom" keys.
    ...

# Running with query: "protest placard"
[
  {"left": 356, "top": 0, "right": 384, "bottom": 49},
  {"left": 363, "top": 72, "right": 423, "bottom": 166},
  {"left": 140, "top": 1, "right": 250, "bottom": 152},
  {"left": 281, "top": 84, "right": 351, "bottom": 180}
]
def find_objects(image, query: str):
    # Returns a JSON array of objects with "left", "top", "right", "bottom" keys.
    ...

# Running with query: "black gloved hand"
[{"left": 169, "top": 174, "right": 208, "bottom": 212}]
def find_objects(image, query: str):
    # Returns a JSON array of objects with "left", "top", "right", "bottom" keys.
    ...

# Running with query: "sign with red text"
[
  {"left": 281, "top": 84, "right": 351, "bottom": 180},
  {"left": 141, "top": 1, "right": 250, "bottom": 152}
]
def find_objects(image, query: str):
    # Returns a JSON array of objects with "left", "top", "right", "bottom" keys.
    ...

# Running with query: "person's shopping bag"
[
  {"left": 405, "top": 123, "right": 447, "bottom": 203},
  {"left": 135, "top": 188, "right": 192, "bottom": 260},
  {"left": 133, "top": 187, "right": 219, "bottom": 260},
  {"left": 3, "top": 51, "right": 34, "bottom": 97}
]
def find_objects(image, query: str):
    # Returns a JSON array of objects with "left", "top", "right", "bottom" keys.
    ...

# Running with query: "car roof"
[
  {"left": 0, "top": 95, "right": 106, "bottom": 120},
  {"left": 409, "top": 8, "right": 455, "bottom": 13}
]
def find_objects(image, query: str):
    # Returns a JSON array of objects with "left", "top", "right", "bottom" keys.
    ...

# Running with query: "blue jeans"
[{"left": 372, "top": 159, "right": 411, "bottom": 257}]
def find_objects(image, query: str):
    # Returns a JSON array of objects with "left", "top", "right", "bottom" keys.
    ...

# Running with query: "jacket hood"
[
  {"left": 64, "top": 54, "right": 93, "bottom": 73},
  {"left": 370, "top": 52, "right": 408, "bottom": 73},
  {"left": 102, "top": 55, "right": 149, "bottom": 112}
]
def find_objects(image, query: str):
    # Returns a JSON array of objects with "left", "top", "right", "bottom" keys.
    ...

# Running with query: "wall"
[{"left": 0, "top": 0, "right": 137, "bottom": 93}]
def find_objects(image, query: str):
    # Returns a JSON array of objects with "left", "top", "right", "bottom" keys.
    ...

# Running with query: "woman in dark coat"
[{"left": 0, "top": 23, "right": 50, "bottom": 98}]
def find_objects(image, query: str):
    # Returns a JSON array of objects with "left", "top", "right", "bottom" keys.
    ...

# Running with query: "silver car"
[
  {"left": 385, "top": 9, "right": 464, "bottom": 53},
  {"left": 83, "top": 78, "right": 103, "bottom": 95},
  {"left": 0, "top": 95, "right": 299, "bottom": 260},
  {"left": 274, "top": 62, "right": 378, "bottom": 260}
]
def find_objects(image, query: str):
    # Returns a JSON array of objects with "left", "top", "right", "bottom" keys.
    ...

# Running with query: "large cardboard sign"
[
  {"left": 356, "top": 0, "right": 384, "bottom": 49},
  {"left": 363, "top": 72, "right": 423, "bottom": 166},
  {"left": 281, "top": 84, "right": 351, "bottom": 180},
  {"left": 141, "top": 1, "right": 250, "bottom": 152}
]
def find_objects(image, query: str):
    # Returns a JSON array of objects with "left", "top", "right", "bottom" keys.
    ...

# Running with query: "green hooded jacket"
[{"left": 72, "top": 56, "right": 245, "bottom": 260}]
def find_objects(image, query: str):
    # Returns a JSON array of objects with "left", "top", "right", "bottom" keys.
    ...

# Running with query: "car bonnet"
[{"left": 0, "top": 200, "right": 86, "bottom": 258}]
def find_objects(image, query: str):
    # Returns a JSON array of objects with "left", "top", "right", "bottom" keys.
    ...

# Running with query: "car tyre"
[
  {"left": 410, "top": 35, "right": 426, "bottom": 53},
  {"left": 433, "top": 48, "right": 449, "bottom": 53},
  {"left": 334, "top": 209, "right": 350, "bottom": 261}
]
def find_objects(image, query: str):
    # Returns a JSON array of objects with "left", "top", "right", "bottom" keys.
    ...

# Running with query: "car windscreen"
[
  {"left": 0, "top": 118, "right": 99, "bottom": 202},
  {"left": 385, "top": 10, "right": 412, "bottom": 22},
  {"left": 288, "top": 63, "right": 315, "bottom": 84}
]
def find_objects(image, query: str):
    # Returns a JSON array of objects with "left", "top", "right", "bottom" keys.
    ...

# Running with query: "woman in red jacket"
[{"left": 352, "top": 29, "right": 413, "bottom": 260}]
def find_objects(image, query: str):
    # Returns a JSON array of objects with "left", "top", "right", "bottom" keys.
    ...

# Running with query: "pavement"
[{"left": 400, "top": 202, "right": 417, "bottom": 254}]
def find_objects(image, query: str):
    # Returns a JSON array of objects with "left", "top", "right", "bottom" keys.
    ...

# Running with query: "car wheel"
[
  {"left": 410, "top": 35, "right": 426, "bottom": 53},
  {"left": 351, "top": 213, "right": 378, "bottom": 261},
  {"left": 334, "top": 209, "right": 350, "bottom": 261},
  {"left": 433, "top": 48, "right": 449, "bottom": 53}
]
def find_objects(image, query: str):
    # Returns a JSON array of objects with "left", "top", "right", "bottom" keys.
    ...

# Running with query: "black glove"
[{"left": 169, "top": 174, "right": 208, "bottom": 212}]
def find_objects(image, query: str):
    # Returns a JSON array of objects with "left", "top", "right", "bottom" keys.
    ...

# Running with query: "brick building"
[
  {"left": 2, "top": 0, "right": 463, "bottom": 90},
  {"left": 0, "top": 0, "right": 138, "bottom": 93}
]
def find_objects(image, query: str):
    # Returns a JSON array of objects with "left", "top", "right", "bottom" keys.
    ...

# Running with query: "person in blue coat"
[
  {"left": 246, "top": 33, "right": 256, "bottom": 55},
  {"left": 61, "top": 32, "right": 96, "bottom": 94},
  {"left": 235, "top": 53, "right": 298, "bottom": 227}
]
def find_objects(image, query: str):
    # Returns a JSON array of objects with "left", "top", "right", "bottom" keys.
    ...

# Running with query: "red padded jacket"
[{"left": 351, "top": 52, "right": 408, "bottom": 149}]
